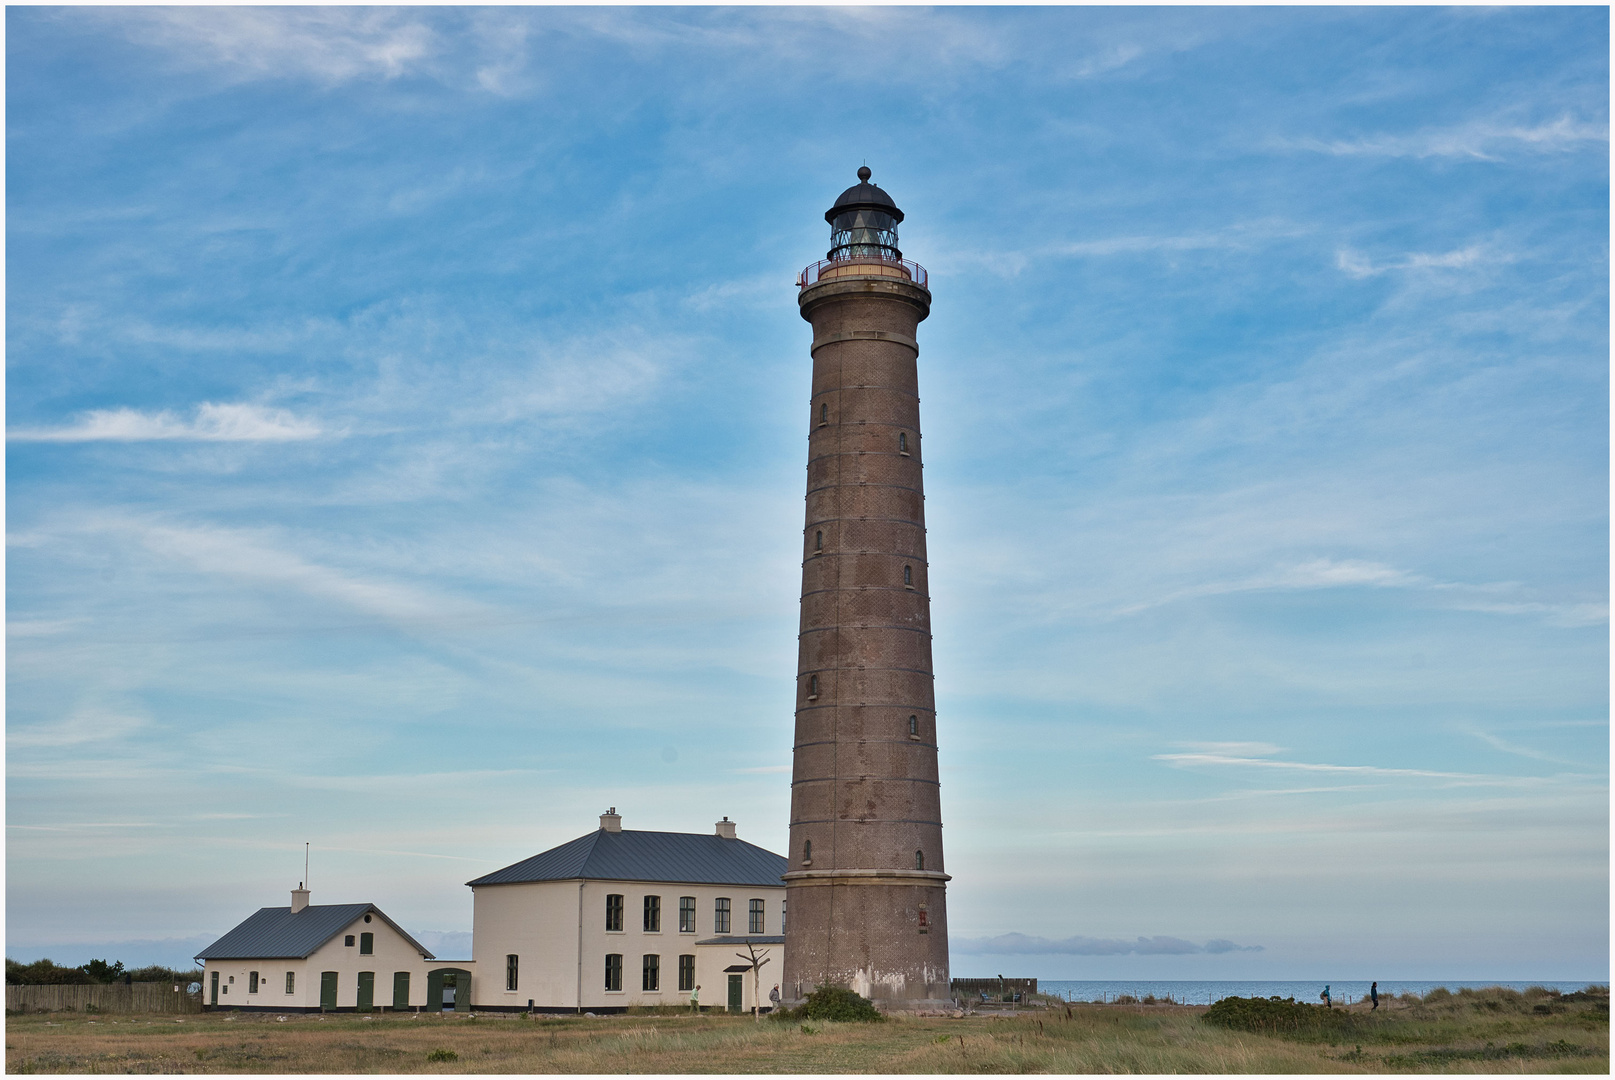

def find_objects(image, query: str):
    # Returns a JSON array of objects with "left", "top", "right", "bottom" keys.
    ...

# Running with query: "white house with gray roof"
[
  {"left": 194, "top": 887, "right": 461, "bottom": 1013},
  {"left": 466, "top": 810, "right": 788, "bottom": 1013}
]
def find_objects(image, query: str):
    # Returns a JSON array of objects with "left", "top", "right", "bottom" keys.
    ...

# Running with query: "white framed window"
[
  {"left": 748, "top": 899, "right": 765, "bottom": 934},
  {"left": 644, "top": 895, "right": 661, "bottom": 932},
  {"left": 679, "top": 896, "right": 696, "bottom": 933},
  {"left": 714, "top": 897, "right": 731, "bottom": 934},
  {"left": 606, "top": 893, "right": 624, "bottom": 932}
]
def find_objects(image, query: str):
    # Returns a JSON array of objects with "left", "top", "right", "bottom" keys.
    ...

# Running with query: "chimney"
[
  {"left": 291, "top": 883, "right": 310, "bottom": 913},
  {"left": 714, "top": 816, "right": 737, "bottom": 840},
  {"left": 600, "top": 808, "right": 622, "bottom": 833}
]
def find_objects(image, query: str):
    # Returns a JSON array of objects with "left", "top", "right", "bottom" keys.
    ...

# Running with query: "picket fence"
[{"left": 6, "top": 982, "right": 203, "bottom": 1014}]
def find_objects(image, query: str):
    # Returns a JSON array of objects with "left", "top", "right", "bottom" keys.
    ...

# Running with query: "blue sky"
[{"left": 6, "top": 6, "right": 1607, "bottom": 981}]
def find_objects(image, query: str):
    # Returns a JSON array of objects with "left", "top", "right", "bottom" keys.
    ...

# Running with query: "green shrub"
[
  {"left": 1201, "top": 996, "right": 1355, "bottom": 1037},
  {"left": 426, "top": 1047, "right": 458, "bottom": 1062},
  {"left": 800, "top": 985, "right": 884, "bottom": 1022}
]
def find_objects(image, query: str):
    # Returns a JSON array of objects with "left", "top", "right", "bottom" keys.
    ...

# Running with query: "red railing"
[{"left": 797, "top": 257, "right": 928, "bottom": 290}]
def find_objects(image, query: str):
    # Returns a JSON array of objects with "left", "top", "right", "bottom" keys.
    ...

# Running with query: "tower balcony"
[{"left": 798, "top": 257, "right": 928, "bottom": 291}]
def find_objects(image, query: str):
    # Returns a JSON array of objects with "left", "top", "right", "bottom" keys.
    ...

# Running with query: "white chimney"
[
  {"left": 714, "top": 816, "right": 737, "bottom": 839},
  {"left": 600, "top": 808, "right": 622, "bottom": 833},
  {"left": 291, "top": 883, "right": 310, "bottom": 913}
]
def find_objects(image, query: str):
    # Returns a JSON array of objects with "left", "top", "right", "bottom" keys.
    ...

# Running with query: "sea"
[{"left": 1037, "top": 980, "right": 1607, "bottom": 1007}]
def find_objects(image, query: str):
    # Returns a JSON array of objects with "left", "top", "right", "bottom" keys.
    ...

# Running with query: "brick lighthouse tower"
[{"left": 783, "top": 168, "right": 950, "bottom": 1010}]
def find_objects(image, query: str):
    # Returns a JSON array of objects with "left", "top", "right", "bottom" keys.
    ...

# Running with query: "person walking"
[
  {"left": 769, "top": 985, "right": 781, "bottom": 1012},
  {"left": 1320, "top": 985, "right": 1332, "bottom": 1008},
  {"left": 1370, "top": 982, "right": 1379, "bottom": 1011},
  {"left": 690, "top": 984, "right": 701, "bottom": 1014}
]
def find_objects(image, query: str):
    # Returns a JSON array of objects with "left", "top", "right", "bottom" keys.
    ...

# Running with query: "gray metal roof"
[
  {"left": 467, "top": 828, "right": 788, "bottom": 888},
  {"left": 195, "top": 903, "right": 434, "bottom": 961}
]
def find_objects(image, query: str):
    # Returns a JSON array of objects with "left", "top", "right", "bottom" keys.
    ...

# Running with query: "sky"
[{"left": 6, "top": 7, "right": 1608, "bottom": 982}]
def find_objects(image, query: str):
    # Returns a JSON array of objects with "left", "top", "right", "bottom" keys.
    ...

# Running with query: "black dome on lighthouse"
[{"left": 825, "top": 165, "right": 904, "bottom": 223}]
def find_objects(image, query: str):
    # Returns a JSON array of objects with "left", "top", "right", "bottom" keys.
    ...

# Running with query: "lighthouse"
[{"left": 782, "top": 168, "right": 951, "bottom": 1010}]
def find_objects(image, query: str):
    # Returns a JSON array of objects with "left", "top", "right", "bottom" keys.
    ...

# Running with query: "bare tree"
[{"left": 734, "top": 941, "right": 772, "bottom": 1020}]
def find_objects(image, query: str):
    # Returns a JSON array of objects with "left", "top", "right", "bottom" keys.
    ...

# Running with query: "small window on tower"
[
  {"left": 899, "top": 432, "right": 908, "bottom": 453},
  {"left": 903, "top": 565, "right": 913, "bottom": 587},
  {"left": 819, "top": 403, "right": 829, "bottom": 426},
  {"left": 808, "top": 675, "right": 818, "bottom": 700},
  {"left": 909, "top": 715, "right": 919, "bottom": 737},
  {"left": 916, "top": 849, "right": 925, "bottom": 871},
  {"left": 815, "top": 530, "right": 823, "bottom": 553},
  {"left": 803, "top": 839, "right": 812, "bottom": 865}
]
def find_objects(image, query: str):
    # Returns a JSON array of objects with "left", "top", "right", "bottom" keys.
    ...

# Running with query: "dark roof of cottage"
[
  {"left": 466, "top": 828, "right": 789, "bottom": 888},
  {"left": 194, "top": 903, "right": 434, "bottom": 961}
]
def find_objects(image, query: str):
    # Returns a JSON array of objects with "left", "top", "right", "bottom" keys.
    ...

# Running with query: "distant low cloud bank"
[{"left": 955, "top": 933, "right": 1263, "bottom": 956}]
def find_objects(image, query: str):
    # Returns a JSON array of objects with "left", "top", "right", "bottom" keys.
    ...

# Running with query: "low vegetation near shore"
[{"left": 5, "top": 984, "right": 1605, "bottom": 1073}]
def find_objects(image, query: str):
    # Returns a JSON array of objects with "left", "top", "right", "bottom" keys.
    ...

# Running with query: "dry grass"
[{"left": 4, "top": 990, "right": 1607, "bottom": 1074}]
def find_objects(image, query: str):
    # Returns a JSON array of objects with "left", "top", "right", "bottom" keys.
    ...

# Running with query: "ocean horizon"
[{"left": 1011, "top": 979, "right": 1610, "bottom": 1007}]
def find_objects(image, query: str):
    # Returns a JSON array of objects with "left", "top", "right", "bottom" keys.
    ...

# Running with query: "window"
[
  {"left": 644, "top": 895, "right": 661, "bottom": 932},
  {"left": 918, "top": 905, "right": 929, "bottom": 932},
  {"left": 344, "top": 935, "right": 355, "bottom": 947},
  {"left": 814, "top": 530, "right": 823, "bottom": 552},
  {"left": 679, "top": 897, "right": 696, "bottom": 933},
  {"left": 803, "top": 839, "right": 812, "bottom": 864},
  {"left": 781, "top": 900, "right": 787, "bottom": 934},
  {"left": 749, "top": 899, "right": 765, "bottom": 934},
  {"left": 904, "top": 565, "right": 913, "bottom": 586},
  {"left": 819, "top": 403, "right": 828, "bottom": 426},
  {"left": 916, "top": 849, "right": 925, "bottom": 871},
  {"left": 642, "top": 954, "right": 660, "bottom": 992},
  {"left": 909, "top": 714, "right": 919, "bottom": 737},
  {"left": 249, "top": 971, "right": 259, "bottom": 994},
  {"left": 506, "top": 954, "right": 519, "bottom": 992},
  {"left": 285, "top": 972, "right": 295, "bottom": 994},
  {"left": 606, "top": 893, "right": 624, "bottom": 932},
  {"left": 714, "top": 897, "right": 731, "bottom": 934},
  {"left": 808, "top": 675, "right": 818, "bottom": 699},
  {"left": 359, "top": 932, "right": 373, "bottom": 955},
  {"left": 678, "top": 955, "right": 696, "bottom": 992},
  {"left": 899, "top": 432, "right": 907, "bottom": 453},
  {"left": 605, "top": 954, "right": 622, "bottom": 992},
  {"left": 363, "top": 914, "right": 372, "bottom": 924}
]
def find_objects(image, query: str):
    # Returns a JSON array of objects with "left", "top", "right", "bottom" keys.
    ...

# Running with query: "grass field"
[{"left": 5, "top": 986, "right": 1607, "bottom": 1073}]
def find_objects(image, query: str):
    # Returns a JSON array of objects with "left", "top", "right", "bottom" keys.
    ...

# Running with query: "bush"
[
  {"left": 426, "top": 1048, "right": 458, "bottom": 1062},
  {"left": 1201, "top": 996, "right": 1356, "bottom": 1037},
  {"left": 800, "top": 985, "right": 884, "bottom": 1022}
]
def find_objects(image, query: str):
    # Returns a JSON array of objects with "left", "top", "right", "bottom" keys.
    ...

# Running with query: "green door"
[
  {"left": 728, "top": 974, "right": 744, "bottom": 1013},
  {"left": 393, "top": 971, "right": 410, "bottom": 1010},
  {"left": 210, "top": 971, "right": 218, "bottom": 1007},
  {"left": 320, "top": 971, "right": 338, "bottom": 1011},
  {"left": 356, "top": 971, "right": 374, "bottom": 1012}
]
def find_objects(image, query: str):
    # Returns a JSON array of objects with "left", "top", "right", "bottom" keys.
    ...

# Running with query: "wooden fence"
[
  {"left": 6, "top": 982, "right": 203, "bottom": 1014},
  {"left": 951, "top": 978, "right": 1039, "bottom": 1001}
]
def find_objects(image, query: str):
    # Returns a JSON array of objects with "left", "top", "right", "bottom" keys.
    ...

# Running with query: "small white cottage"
[{"left": 194, "top": 886, "right": 467, "bottom": 1013}]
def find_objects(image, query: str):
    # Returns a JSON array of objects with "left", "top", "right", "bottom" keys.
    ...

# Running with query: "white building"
[
  {"left": 194, "top": 887, "right": 463, "bottom": 1013},
  {"left": 466, "top": 810, "right": 788, "bottom": 1013}
]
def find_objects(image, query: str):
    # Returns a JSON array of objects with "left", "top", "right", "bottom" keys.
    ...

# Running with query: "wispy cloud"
[
  {"left": 1335, "top": 245, "right": 1505, "bottom": 279},
  {"left": 1280, "top": 114, "right": 1607, "bottom": 161},
  {"left": 955, "top": 932, "right": 1262, "bottom": 956},
  {"left": 1153, "top": 746, "right": 1593, "bottom": 788},
  {"left": 9, "top": 403, "right": 322, "bottom": 443},
  {"left": 1119, "top": 557, "right": 1418, "bottom": 614},
  {"left": 7, "top": 707, "right": 148, "bottom": 749},
  {"left": 103, "top": 8, "right": 437, "bottom": 85}
]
